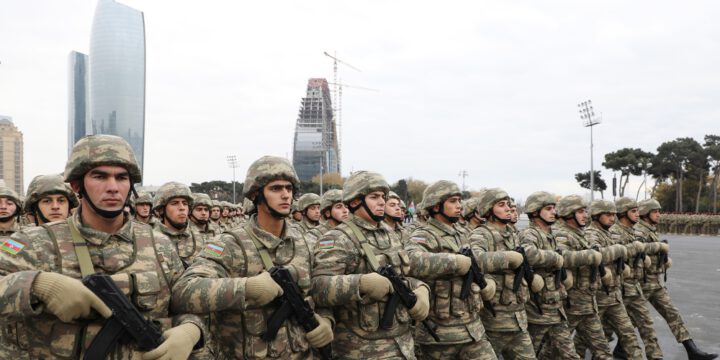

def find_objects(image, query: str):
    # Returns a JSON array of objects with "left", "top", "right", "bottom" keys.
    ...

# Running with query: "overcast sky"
[{"left": 1, "top": 0, "right": 718, "bottom": 202}]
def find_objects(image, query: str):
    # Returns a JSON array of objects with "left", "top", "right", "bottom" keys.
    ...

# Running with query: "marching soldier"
[
  {"left": 0, "top": 186, "right": 22, "bottom": 237},
  {"left": 384, "top": 191, "right": 409, "bottom": 243},
  {"left": 508, "top": 198, "right": 520, "bottom": 234},
  {"left": 153, "top": 182, "right": 206, "bottom": 268},
  {"left": 296, "top": 193, "right": 321, "bottom": 233},
  {"left": 290, "top": 200, "right": 303, "bottom": 224},
  {"left": 189, "top": 193, "right": 220, "bottom": 243},
  {"left": 305, "top": 189, "right": 347, "bottom": 251},
  {"left": 23, "top": 174, "right": 79, "bottom": 226},
  {"left": 134, "top": 191, "right": 156, "bottom": 224}
]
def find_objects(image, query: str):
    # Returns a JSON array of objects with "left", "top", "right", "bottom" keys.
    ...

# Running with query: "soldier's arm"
[
  {"left": 311, "top": 229, "right": 364, "bottom": 307},
  {"left": 468, "top": 227, "right": 517, "bottom": 273},
  {"left": 405, "top": 229, "right": 462, "bottom": 279},
  {"left": 556, "top": 231, "right": 598, "bottom": 268},
  {"left": 519, "top": 229, "right": 563, "bottom": 269}
]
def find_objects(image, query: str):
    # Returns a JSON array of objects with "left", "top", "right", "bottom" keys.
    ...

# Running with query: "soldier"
[
  {"left": 468, "top": 188, "right": 537, "bottom": 359},
  {"left": 577, "top": 200, "right": 643, "bottom": 359},
  {"left": 134, "top": 191, "right": 155, "bottom": 224},
  {"left": 23, "top": 174, "right": 79, "bottom": 226},
  {"left": 312, "top": 170, "right": 430, "bottom": 359},
  {"left": 384, "top": 191, "right": 408, "bottom": 243},
  {"left": 635, "top": 199, "right": 717, "bottom": 360},
  {"left": 296, "top": 193, "right": 321, "bottom": 233},
  {"left": 508, "top": 197, "right": 520, "bottom": 234},
  {"left": 400, "top": 199, "right": 409, "bottom": 223},
  {"left": 189, "top": 193, "right": 220, "bottom": 246},
  {"left": 0, "top": 186, "right": 22, "bottom": 237},
  {"left": 209, "top": 200, "right": 223, "bottom": 228},
  {"left": 219, "top": 201, "right": 233, "bottom": 230},
  {"left": 290, "top": 200, "right": 303, "bottom": 223},
  {"left": 461, "top": 197, "right": 485, "bottom": 233},
  {"left": 171, "top": 156, "right": 331, "bottom": 359},
  {"left": 305, "top": 189, "right": 347, "bottom": 251},
  {"left": 0, "top": 134, "right": 205, "bottom": 359},
  {"left": 153, "top": 182, "right": 206, "bottom": 268},
  {"left": 518, "top": 191, "right": 579, "bottom": 360},
  {"left": 405, "top": 180, "right": 499, "bottom": 359}
]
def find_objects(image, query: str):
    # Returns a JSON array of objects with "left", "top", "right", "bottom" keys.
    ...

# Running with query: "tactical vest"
[
  {"left": 585, "top": 226, "right": 623, "bottom": 306},
  {"left": 557, "top": 225, "right": 600, "bottom": 315},
  {"left": 475, "top": 225, "right": 528, "bottom": 313},
  {"left": 523, "top": 227, "right": 567, "bottom": 313},
  {"left": 635, "top": 222, "right": 663, "bottom": 290},
  {"left": 611, "top": 224, "right": 644, "bottom": 298}
]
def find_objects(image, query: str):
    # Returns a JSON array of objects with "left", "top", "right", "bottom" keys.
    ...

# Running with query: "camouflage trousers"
[
  {"left": 643, "top": 285, "right": 691, "bottom": 343},
  {"left": 620, "top": 294, "right": 663, "bottom": 359},
  {"left": 576, "top": 302, "right": 643, "bottom": 359},
  {"left": 566, "top": 312, "right": 612, "bottom": 360},
  {"left": 528, "top": 322, "right": 581, "bottom": 360},
  {"left": 334, "top": 328, "right": 416, "bottom": 360},
  {"left": 484, "top": 330, "right": 536, "bottom": 360},
  {"left": 418, "top": 335, "right": 497, "bottom": 360}
]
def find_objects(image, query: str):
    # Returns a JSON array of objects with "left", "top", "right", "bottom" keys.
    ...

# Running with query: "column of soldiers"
[
  {"left": 0, "top": 134, "right": 717, "bottom": 359},
  {"left": 657, "top": 213, "right": 720, "bottom": 235}
]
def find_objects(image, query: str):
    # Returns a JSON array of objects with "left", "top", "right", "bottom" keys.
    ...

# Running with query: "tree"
[
  {"left": 650, "top": 138, "right": 707, "bottom": 212},
  {"left": 602, "top": 148, "right": 654, "bottom": 197},
  {"left": 575, "top": 171, "right": 607, "bottom": 199},
  {"left": 310, "top": 172, "right": 344, "bottom": 191},
  {"left": 390, "top": 179, "right": 409, "bottom": 202},
  {"left": 704, "top": 135, "right": 720, "bottom": 213},
  {"left": 189, "top": 180, "right": 243, "bottom": 202},
  {"left": 406, "top": 178, "right": 429, "bottom": 205}
]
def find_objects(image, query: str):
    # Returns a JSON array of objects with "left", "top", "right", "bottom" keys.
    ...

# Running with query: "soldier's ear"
[{"left": 70, "top": 180, "right": 81, "bottom": 193}]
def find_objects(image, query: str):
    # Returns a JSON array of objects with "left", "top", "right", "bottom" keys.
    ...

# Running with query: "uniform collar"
[
  {"left": 247, "top": 215, "right": 289, "bottom": 250},
  {"left": 157, "top": 221, "right": 191, "bottom": 238},
  {"left": 74, "top": 211, "right": 133, "bottom": 245},
  {"left": 428, "top": 217, "right": 457, "bottom": 236},
  {"left": 350, "top": 213, "right": 390, "bottom": 232},
  {"left": 636, "top": 219, "right": 656, "bottom": 232}
]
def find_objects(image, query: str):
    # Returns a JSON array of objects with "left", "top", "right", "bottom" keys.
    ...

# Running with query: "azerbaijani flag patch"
[
  {"left": 318, "top": 239, "right": 335, "bottom": 249},
  {"left": 1, "top": 239, "right": 25, "bottom": 255},
  {"left": 204, "top": 244, "right": 224, "bottom": 257}
]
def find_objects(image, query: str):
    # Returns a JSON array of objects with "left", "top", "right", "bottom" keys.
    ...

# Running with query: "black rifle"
[
  {"left": 555, "top": 248, "right": 568, "bottom": 290},
  {"left": 82, "top": 273, "right": 164, "bottom": 360},
  {"left": 512, "top": 247, "right": 543, "bottom": 314},
  {"left": 378, "top": 264, "right": 440, "bottom": 342},
  {"left": 458, "top": 247, "right": 496, "bottom": 317},
  {"left": 262, "top": 267, "right": 332, "bottom": 360},
  {"left": 657, "top": 239, "right": 669, "bottom": 282},
  {"left": 589, "top": 246, "right": 610, "bottom": 295}
]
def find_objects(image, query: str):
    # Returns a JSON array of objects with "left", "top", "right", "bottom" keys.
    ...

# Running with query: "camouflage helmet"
[
  {"left": 638, "top": 199, "right": 661, "bottom": 216},
  {"left": 290, "top": 200, "right": 301, "bottom": 213},
  {"left": 298, "top": 193, "right": 321, "bottom": 211},
  {"left": 243, "top": 198, "right": 255, "bottom": 214},
  {"left": 23, "top": 174, "right": 79, "bottom": 213},
  {"left": 192, "top": 193, "right": 213, "bottom": 209},
  {"left": 211, "top": 200, "right": 222, "bottom": 209},
  {"left": 220, "top": 201, "right": 233, "bottom": 210},
  {"left": 422, "top": 180, "right": 462, "bottom": 210},
  {"left": 153, "top": 182, "right": 193, "bottom": 210},
  {"left": 135, "top": 191, "right": 154, "bottom": 206},
  {"left": 64, "top": 134, "right": 142, "bottom": 183},
  {"left": 524, "top": 191, "right": 556, "bottom": 215},
  {"left": 462, "top": 197, "right": 480, "bottom": 218},
  {"left": 476, "top": 188, "right": 510, "bottom": 217},
  {"left": 590, "top": 199, "right": 616, "bottom": 216},
  {"left": 320, "top": 189, "right": 343, "bottom": 212},
  {"left": 387, "top": 191, "right": 401, "bottom": 201},
  {"left": 615, "top": 197, "right": 639, "bottom": 214},
  {"left": 400, "top": 199, "right": 407, "bottom": 210},
  {"left": 243, "top": 156, "right": 299, "bottom": 200},
  {"left": 0, "top": 186, "right": 21, "bottom": 208},
  {"left": 342, "top": 171, "right": 389, "bottom": 203},
  {"left": 508, "top": 197, "right": 517, "bottom": 208},
  {"left": 557, "top": 195, "right": 587, "bottom": 218}
]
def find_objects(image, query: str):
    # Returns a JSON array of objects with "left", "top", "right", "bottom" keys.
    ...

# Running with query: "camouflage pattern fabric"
[
  {"left": 484, "top": 329, "right": 536, "bottom": 360},
  {"left": 154, "top": 221, "right": 206, "bottom": 268},
  {"left": 23, "top": 174, "right": 79, "bottom": 213},
  {"left": 529, "top": 322, "right": 580, "bottom": 360},
  {"left": 64, "top": 134, "right": 142, "bottom": 182},
  {"left": 242, "top": 156, "right": 299, "bottom": 199},
  {"left": 420, "top": 335, "right": 497, "bottom": 360}
]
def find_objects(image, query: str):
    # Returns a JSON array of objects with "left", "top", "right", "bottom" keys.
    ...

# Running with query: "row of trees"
[{"left": 575, "top": 135, "right": 720, "bottom": 213}]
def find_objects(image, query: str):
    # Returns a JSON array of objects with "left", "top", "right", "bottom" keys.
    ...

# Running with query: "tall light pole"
[
  {"left": 227, "top": 155, "right": 239, "bottom": 203},
  {"left": 578, "top": 100, "right": 601, "bottom": 201},
  {"left": 459, "top": 170, "right": 469, "bottom": 192}
]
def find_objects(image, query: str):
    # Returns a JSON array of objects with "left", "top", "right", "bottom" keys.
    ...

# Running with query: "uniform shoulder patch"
[
  {"left": 204, "top": 244, "right": 224, "bottom": 257},
  {"left": 318, "top": 239, "right": 335, "bottom": 249},
  {"left": 410, "top": 236, "right": 427, "bottom": 244},
  {"left": 1, "top": 239, "right": 25, "bottom": 255}
]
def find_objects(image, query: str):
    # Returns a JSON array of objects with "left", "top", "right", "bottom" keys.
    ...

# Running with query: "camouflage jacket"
[
  {"left": 154, "top": 222, "right": 205, "bottom": 268},
  {"left": 585, "top": 223, "right": 628, "bottom": 307},
  {"left": 518, "top": 223, "right": 566, "bottom": 325},
  {"left": 554, "top": 220, "right": 603, "bottom": 315},
  {"left": 405, "top": 218, "right": 487, "bottom": 344},
  {"left": 0, "top": 211, "right": 204, "bottom": 359},
  {"left": 0, "top": 220, "right": 21, "bottom": 238},
  {"left": 634, "top": 220, "right": 668, "bottom": 292},
  {"left": 305, "top": 222, "right": 331, "bottom": 255},
  {"left": 296, "top": 218, "right": 318, "bottom": 234},
  {"left": 609, "top": 222, "right": 647, "bottom": 298},
  {"left": 171, "top": 215, "right": 315, "bottom": 359}
]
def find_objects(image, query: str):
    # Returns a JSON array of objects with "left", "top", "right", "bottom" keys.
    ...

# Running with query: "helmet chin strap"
[
  {"left": 163, "top": 212, "right": 188, "bottom": 231},
  {"left": 387, "top": 214, "right": 404, "bottom": 223},
  {"left": 79, "top": 185, "right": 125, "bottom": 219},
  {"left": 190, "top": 214, "right": 209, "bottom": 226},
  {"left": 255, "top": 192, "right": 287, "bottom": 219},
  {"left": 438, "top": 208, "right": 459, "bottom": 224},
  {"left": 361, "top": 199, "right": 385, "bottom": 222},
  {"left": 489, "top": 210, "right": 511, "bottom": 225},
  {"left": 535, "top": 212, "right": 556, "bottom": 226},
  {"left": 33, "top": 205, "right": 52, "bottom": 225}
]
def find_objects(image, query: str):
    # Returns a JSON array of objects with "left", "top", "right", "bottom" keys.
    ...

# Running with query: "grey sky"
[{"left": 1, "top": 0, "right": 718, "bottom": 202}]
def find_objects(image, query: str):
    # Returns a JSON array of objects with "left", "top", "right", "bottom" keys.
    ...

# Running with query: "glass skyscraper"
[{"left": 67, "top": 51, "right": 88, "bottom": 157}]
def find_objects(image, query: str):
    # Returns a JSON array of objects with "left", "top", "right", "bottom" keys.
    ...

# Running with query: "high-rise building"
[
  {"left": 68, "top": 51, "right": 89, "bottom": 156},
  {"left": 0, "top": 116, "right": 24, "bottom": 195},
  {"left": 89, "top": 0, "right": 146, "bottom": 175},
  {"left": 292, "top": 78, "right": 340, "bottom": 181}
]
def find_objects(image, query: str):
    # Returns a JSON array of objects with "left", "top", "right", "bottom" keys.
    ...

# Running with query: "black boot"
[
  {"left": 613, "top": 342, "right": 628, "bottom": 360},
  {"left": 683, "top": 339, "right": 718, "bottom": 360}
]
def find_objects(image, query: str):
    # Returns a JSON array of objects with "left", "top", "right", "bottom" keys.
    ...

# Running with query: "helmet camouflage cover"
[
  {"left": 557, "top": 195, "right": 587, "bottom": 218},
  {"left": 243, "top": 156, "right": 299, "bottom": 200},
  {"left": 0, "top": 186, "right": 22, "bottom": 209},
  {"left": 476, "top": 188, "right": 510, "bottom": 217},
  {"left": 320, "top": 189, "right": 343, "bottom": 212},
  {"left": 297, "top": 193, "right": 321, "bottom": 211},
  {"left": 462, "top": 197, "right": 480, "bottom": 218},
  {"left": 615, "top": 197, "right": 638, "bottom": 214},
  {"left": 342, "top": 171, "right": 389, "bottom": 203},
  {"left": 422, "top": 180, "right": 462, "bottom": 210},
  {"left": 524, "top": 191, "right": 556, "bottom": 215},
  {"left": 65, "top": 134, "right": 142, "bottom": 183},
  {"left": 24, "top": 174, "right": 79, "bottom": 213},
  {"left": 153, "top": 182, "right": 193, "bottom": 210},
  {"left": 243, "top": 198, "right": 255, "bottom": 214},
  {"left": 192, "top": 193, "right": 213, "bottom": 209},
  {"left": 638, "top": 199, "right": 661, "bottom": 216},
  {"left": 135, "top": 191, "right": 154, "bottom": 206},
  {"left": 590, "top": 199, "right": 616, "bottom": 216}
]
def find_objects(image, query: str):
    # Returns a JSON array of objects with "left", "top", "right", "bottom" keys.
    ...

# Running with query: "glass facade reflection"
[
  {"left": 67, "top": 51, "right": 88, "bottom": 157},
  {"left": 89, "top": 0, "right": 146, "bottom": 174}
]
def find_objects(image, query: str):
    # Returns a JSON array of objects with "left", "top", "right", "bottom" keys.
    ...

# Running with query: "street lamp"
[
  {"left": 578, "top": 100, "right": 601, "bottom": 201},
  {"left": 227, "top": 155, "right": 239, "bottom": 203}
]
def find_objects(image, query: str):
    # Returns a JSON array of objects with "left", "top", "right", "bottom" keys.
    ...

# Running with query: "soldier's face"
[
  {"left": 492, "top": 200, "right": 512, "bottom": 221},
  {"left": 165, "top": 197, "right": 189, "bottom": 224},
  {"left": 262, "top": 180, "right": 293, "bottom": 215},
  {"left": 0, "top": 197, "right": 17, "bottom": 218},
  {"left": 626, "top": 208, "right": 640, "bottom": 223},
  {"left": 648, "top": 209, "right": 660, "bottom": 224},
  {"left": 136, "top": 203, "right": 151, "bottom": 217},
  {"left": 598, "top": 213, "right": 615, "bottom": 227},
  {"left": 574, "top": 208, "right": 589, "bottom": 226},
  {"left": 80, "top": 166, "right": 130, "bottom": 212},
  {"left": 306, "top": 204, "right": 321, "bottom": 222},
  {"left": 37, "top": 194, "right": 70, "bottom": 223},
  {"left": 443, "top": 196, "right": 463, "bottom": 218},
  {"left": 292, "top": 211, "right": 303, "bottom": 221},
  {"left": 385, "top": 198, "right": 402, "bottom": 219},
  {"left": 331, "top": 202, "right": 349, "bottom": 221},
  {"left": 193, "top": 205, "right": 210, "bottom": 221},
  {"left": 210, "top": 207, "right": 221, "bottom": 220},
  {"left": 364, "top": 191, "right": 386, "bottom": 218},
  {"left": 539, "top": 205, "right": 556, "bottom": 223},
  {"left": 509, "top": 206, "right": 518, "bottom": 223},
  {"left": 222, "top": 207, "right": 230, "bottom": 217}
]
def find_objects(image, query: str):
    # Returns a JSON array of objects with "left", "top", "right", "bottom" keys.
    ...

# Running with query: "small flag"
[
  {"left": 407, "top": 200, "right": 416, "bottom": 215},
  {"left": 204, "top": 244, "right": 224, "bottom": 257},
  {"left": 410, "top": 236, "right": 427, "bottom": 244},
  {"left": 318, "top": 239, "right": 335, "bottom": 249},
  {"left": 1, "top": 239, "right": 25, "bottom": 255}
]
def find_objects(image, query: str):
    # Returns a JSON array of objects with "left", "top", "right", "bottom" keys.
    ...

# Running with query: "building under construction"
[{"left": 292, "top": 78, "right": 340, "bottom": 181}]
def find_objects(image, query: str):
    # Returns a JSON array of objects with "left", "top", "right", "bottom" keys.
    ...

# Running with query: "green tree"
[
  {"left": 575, "top": 170, "right": 607, "bottom": 199},
  {"left": 704, "top": 135, "right": 720, "bottom": 213},
  {"left": 406, "top": 178, "right": 429, "bottom": 205},
  {"left": 391, "top": 179, "right": 409, "bottom": 202},
  {"left": 650, "top": 137, "right": 708, "bottom": 212},
  {"left": 189, "top": 180, "right": 243, "bottom": 202},
  {"left": 602, "top": 148, "right": 654, "bottom": 197}
]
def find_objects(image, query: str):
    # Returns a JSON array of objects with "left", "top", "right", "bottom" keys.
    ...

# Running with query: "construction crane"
[
  {"left": 323, "top": 51, "right": 361, "bottom": 173},
  {"left": 327, "top": 81, "right": 378, "bottom": 167}
]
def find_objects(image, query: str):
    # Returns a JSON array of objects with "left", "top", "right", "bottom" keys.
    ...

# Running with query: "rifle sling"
[
  {"left": 345, "top": 220, "right": 381, "bottom": 271},
  {"left": 243, "top": 223, "right": 275, "bottom": 270},
  {"left": 67, "top": 217, "right": 96, "bottom": 277}
]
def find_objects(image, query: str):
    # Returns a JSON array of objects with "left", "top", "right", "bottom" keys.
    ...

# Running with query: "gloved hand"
[
  {"left": 359, "top": 273, "right": 393, "bottom": 301},
  {"left": 622, "top": 264, "right": 631, "bottom": 277},
  {"left": 142, "top": 323, "right": 201, "bottom": 360},
  {"left": 591, "top": 250, "right": 603, "bottom": 266},
  {"left": 632, "top": 241, "right": 645, "bottom": 253},
  {"left": 480, "top": 278, "right": 496, "bottom": 301},
  {"left": 455, "top": 254, "right": 472, "bottom": 276},
  {"left": 659, "top": 242, "right": 670, "bottom": 253},
  {"left": 506, "top": 251, "right": 524, "bottom": 269},
  {"left": 530, "top": 274, "right": 545, "bottom": 293},
  {"left": 245, "top": 271, "right": 283, "bottom": 307},
  {"left": 553, "top": 255, "right": 565, "bottom": 270},
  {"left": 562, "top": 271, "right": 574, "bottom": 290},
  {"left": 601, "top": 266, "right": 613, "bottom": 286},
  {"left": 664, "top": 257, "right": 672, "bottom": 269},
  {"left": 643, "top": 255, "right": 652, "bottom": 268},
  {"left": 32, "top": 272, "right": 112, "bottom": 322},
  {"left": 408, "top": 286, "right": 429, "bottom": 321},
  {"left": 306, "top": 314, "right": 333, "bottom": 348}
]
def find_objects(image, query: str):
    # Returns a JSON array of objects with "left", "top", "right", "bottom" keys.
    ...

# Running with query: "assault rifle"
[
  {"left": 657, "top": 239, "right": 669, "bottom": 282},
  {"left": 589, "top": 246, "right": 610, "bottom": 296},
  {"left": 554, "top": 248, "right": 568, "bottom": 289},
  {"left": 458, "top": 247, "right": 496, "bottom": 317},
  {"left": 513, "top": 246, "right": 543, "bottom": 314}
]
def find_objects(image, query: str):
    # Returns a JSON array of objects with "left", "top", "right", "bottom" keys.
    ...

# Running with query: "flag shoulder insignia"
[
  {"left": 318, "top": 239, "right": 335, "bottom": 250},
  {"left": 1, "top": 239, "right": 25, "bottom": 255},
  {"left": 204, "top": 244, "right": 224, "bottom": 257}
]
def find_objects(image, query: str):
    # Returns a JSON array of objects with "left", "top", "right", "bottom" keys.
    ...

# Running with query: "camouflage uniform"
[
  {"left": 468, "top": 189, "right": 536, "bottom": 360},
  {"left": 518, "top": 191, "right": 579, "bottom": 360},
  {"left": 189, "top": 193, "right": 221, "bottom": 244},
  {"left": 296, "top": 193, "right": 321, "bottom": 234},
  {"left": 0, "top": 187, "right": 23, "bottom": 238},
  {"left": 312, "top": 171, "right": 427, "bottom": 359},
  {"left": 305, "top": 189, "right": 343, "bottom": 253},
  {"left": 386, "top": 191, "right": 410, "bottom": 245},
  {"left": 133, "top": 191, "right": 156, "bottom": 225},
  {"left": 153, "top": 182, "right": 206, "bottom": 268},
  {"left": 0, "top": 134, "right": 206, "bottom": 359},
  {"left": 23, "top": 174, "right": 79, "bottom": 225},
  {"left": 405, "top": 181, "right": 497, "bottom": 359}
]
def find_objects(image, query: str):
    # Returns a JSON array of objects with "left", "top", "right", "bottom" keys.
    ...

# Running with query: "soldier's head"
[
  {"left": 191, "top": 193, "right": 212, "bottom": 225},
  {"left": 291, "top": 201, "right": 303, "bottom": 221},
  {"left": 153, "top": 182, "right": 192, "bottom": 231},
  {"left": 243, "top": 156, "right": 299, "bottom": 220},
  {"left": 134, "top": 191, "right": 154, "bottom": 220},
  {"left": 524, "top": 191, "right": 557, "bottom": 226},
  {"left": 243, "top": 198, "right": 255, "bottom": 217},
  {"left": 590, "top": 199, "right": 616, "bottom": 230},
  {"left": 320, "top": 189, "right": 347, "bottom": 225},
  {"left": 343, "top": 171, "right": 389, "bottom": 223},
  {"left": 422, "top": 180, "right": 462, "bottom": 225},
  {"left": 638, "top": 199, "right": 662, "bottom": 225},
  {"left": 476, "top": 188, "right": 512, "bottom": 225},
  {"left": 24, "top": 174, "right": 79, "bottom": 225},
  {"left": 65, "top": 135, "right": 141, "bottom": 221},
  {"left": 0, "top": 186, "right": 22, "bottom": 224},
  {"left": 220, "top": 201, "right": 231, "bottom": 218},
  {"left": 508, "top": 197, "right": 518, "bottom": 224},
  {"left": 210, "top": 200, "right": 222, "bottom": 221},
  {"left": 298, "top": 193, "right": 321, "bottom": 223},
  {"left": 385, "top": 191, "right": 404, "bottom": 223},
  {"left": 614, "top": 197, "right": 639, "bottom": 224},
  {"left": 557, "top": 195, "right": 588, "bottom": 228},
  {"left": 236, "top": 203, "right": 244, "bottom": 218},
  {"left": 399, "top": 199, "right": 408, "bottom": 219},
  {"left": 462, "top": 197, "right": 480, "bottom": 222}
]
